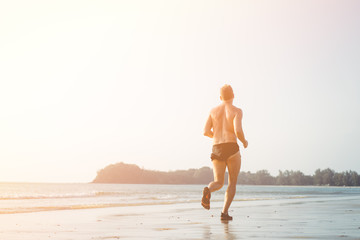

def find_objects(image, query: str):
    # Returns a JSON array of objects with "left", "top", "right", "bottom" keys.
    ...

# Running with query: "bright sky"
[{"left": 1, "top": 0, "right": 360, "bottom": 183}]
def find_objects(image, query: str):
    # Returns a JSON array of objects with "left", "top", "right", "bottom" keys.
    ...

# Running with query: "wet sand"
[{"left": 1, "top": 195, "right": 360, "bottom": 239}]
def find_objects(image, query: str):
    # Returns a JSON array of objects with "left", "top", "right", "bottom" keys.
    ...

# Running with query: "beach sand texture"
[{"left": 1, "top": 194, "right": 360, "bottom": 240}]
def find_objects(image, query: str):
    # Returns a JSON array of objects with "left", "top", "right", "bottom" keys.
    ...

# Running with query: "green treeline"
[
  {"left": 239, "top": 169, "right": 360, "bottom": 186},
  {"left": 93, "top": 162, "right": 360, "bottom": 186}
]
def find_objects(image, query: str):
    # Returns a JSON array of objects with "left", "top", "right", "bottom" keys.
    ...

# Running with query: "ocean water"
[{"left": 0, "top": 183, "right": 359, "bottom": 214}]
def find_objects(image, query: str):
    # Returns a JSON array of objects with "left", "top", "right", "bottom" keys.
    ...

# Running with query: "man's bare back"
[{"left": 204, "top": 102, "right": 248, "bottom": 147}]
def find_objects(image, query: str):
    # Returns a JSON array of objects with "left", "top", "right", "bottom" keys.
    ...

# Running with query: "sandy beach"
[{"left": 1, "top": 193, "right": 359, "bottom": 240}]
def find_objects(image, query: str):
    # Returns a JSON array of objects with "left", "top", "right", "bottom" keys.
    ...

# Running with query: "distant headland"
[{"left": 93, "top": 162, "right": 360, "bottom": 186}]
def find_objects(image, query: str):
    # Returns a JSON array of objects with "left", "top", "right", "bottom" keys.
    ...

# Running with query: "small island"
[{"left": 93, "top": 162, "right": 360, "bottom": 186}]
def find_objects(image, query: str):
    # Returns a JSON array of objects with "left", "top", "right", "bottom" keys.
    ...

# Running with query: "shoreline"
[
  {"left": 1, "top": 194, "right": 359, "bottom": 239},
  {"left": 3, "top": 181, "right": 360, "bottom": 187}
]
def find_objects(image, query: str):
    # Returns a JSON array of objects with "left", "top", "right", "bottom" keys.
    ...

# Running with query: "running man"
[{"left": 202, "top": 84, "right": 248, "bottom": 221}]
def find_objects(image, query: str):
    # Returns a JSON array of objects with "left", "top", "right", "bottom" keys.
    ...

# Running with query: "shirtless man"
[{"left": 202, "top": 84, "right": 248, "bottom": 221}]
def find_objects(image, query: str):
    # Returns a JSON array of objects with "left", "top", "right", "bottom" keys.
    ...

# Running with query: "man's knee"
[
  {"left": 227, "top": 182, "right": 237, "bottom": 191},
  {"left": 214, "top": 180, "right": 224, "bottom": 189},
  {"left": 218, "top": 180, "right": 225, "bottom": 187}
]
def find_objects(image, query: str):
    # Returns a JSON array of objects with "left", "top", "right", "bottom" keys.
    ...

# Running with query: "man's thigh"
[
  {"left": 226, "top": 152, "right": 241, "bottom": 183},
  {"left": 212, "top": 159, "right": 226, "bottom": 182}
]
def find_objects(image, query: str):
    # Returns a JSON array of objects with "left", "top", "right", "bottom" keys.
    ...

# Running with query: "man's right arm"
[
  {"left": 234, "top": 109, "right": 248, "bottom": 148},
  {"left": 203, "top": 114, "right": 213, "bottom": 138}
]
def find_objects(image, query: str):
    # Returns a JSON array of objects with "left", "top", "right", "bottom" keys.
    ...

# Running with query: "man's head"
[{"left": 220, "top": 84, "right": 234, "bottom": 101}]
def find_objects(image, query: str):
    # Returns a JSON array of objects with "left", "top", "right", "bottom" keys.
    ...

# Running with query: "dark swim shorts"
[{"left": 211, "top": 142, "right": 239, "bottom": 161}]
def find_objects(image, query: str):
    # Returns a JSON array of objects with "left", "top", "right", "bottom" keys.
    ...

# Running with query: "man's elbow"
[{"left": 204, "top": 131, "right": 213, "bottom": 138}]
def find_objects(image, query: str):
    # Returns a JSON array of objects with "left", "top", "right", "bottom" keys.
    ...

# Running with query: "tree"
[
  {"left": 314, "top": 169, "right": 322, "bottom": 185},
  {"left": 254, "top": 170, "right": 275, "bottom": 185}
]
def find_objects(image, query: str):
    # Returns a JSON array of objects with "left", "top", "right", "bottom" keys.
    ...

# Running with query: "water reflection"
[
  {"left": 202, "top": 224, "right": 212, "bottom": 239},
  {"left": 222, "top": 220, "right": 238, "bottom": 240},
  {"left": 202, "top": 219, "right": 239, "bottom": 239}
]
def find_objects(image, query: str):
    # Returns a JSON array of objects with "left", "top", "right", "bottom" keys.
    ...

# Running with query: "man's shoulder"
[
  {"left": 210, "top": 104, "right": 242, "bottom": 112},
  {"left": 235, "top": 106, "right": 243, "bottom": 113},
  {"left": 232, "top": 106, "right": 243, "bottom": 116},
  {"left": 210, "top": 104, "right": 223, "bottom": 112}
]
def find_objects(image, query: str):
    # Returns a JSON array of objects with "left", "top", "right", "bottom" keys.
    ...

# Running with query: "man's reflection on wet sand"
[
  {"left": 222, "top": 220, "right": 238, "bottom": 240},
  {"left": 202, "top": 220, "right": 238, "bottom": 240}
]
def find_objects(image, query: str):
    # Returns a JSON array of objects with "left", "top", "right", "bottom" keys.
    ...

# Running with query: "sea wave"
[
  {"left": 0, "top": 196, "right": 311, "bottom": 214},
  {"left": 0, "top": 191, "right": 126, "bottom": 200},
  {"left": 0, "top": 192, "right": 192, "bottom": 201},
  {"left": 0, "top": 201, "right": 186, "bottom": 214},
  {"left": 1, "top": 184, "right": 358, "bottom": 215}
]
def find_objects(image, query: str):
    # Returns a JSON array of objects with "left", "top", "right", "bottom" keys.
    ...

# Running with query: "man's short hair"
[{"left": 220, "top": 84, "right": 234, "bottom": 101}]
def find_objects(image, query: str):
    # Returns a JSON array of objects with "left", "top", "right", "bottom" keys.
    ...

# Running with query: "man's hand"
[
  {"left": 204, "top": 131, "right": 214, "bottom": 138},
  {"left": 243, "top": 140, "right": 248, "bottom": 148}
]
